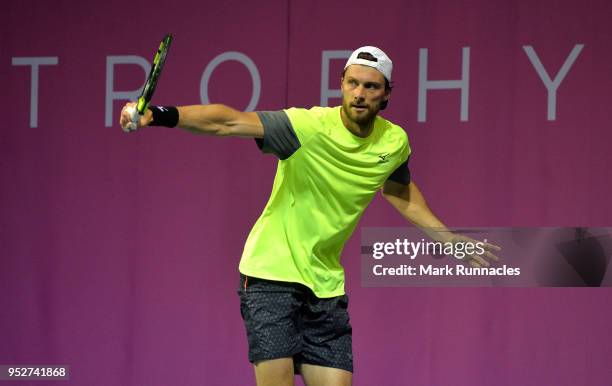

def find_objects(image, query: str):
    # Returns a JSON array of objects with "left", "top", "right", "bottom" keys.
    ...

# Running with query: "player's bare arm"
[
  {"left": 382, "top": 180, "right": 500, "bottom": 267},
  {"left": 119, "top": 102, "right": 264, "bottom": 138},
  {"left": 382, "top": 180, "right": 450, "bottom": 239}
]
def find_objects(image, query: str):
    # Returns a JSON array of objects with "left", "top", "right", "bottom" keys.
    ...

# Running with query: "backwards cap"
[{"left": 344, "top": 46, "right": 393, "bottom": 81}]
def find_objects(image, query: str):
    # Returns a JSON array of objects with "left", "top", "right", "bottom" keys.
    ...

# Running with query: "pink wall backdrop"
[{"left": 2, "top": 0, "right": 611, "bottom": 385}]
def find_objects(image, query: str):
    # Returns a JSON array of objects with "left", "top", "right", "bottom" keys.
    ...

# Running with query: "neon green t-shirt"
[{"left": 239, "top": 106, "right": 411, "bottom": 297}]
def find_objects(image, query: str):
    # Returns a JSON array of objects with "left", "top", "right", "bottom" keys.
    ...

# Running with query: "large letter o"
[{"left": 200, "top": 52, "right": 261, "bottom": 111}]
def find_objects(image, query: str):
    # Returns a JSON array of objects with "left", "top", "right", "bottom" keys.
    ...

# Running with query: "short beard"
[{"left": 341, "top": 101, "right": 380, "bottom": 126}]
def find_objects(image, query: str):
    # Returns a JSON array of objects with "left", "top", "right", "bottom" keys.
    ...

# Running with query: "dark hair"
[{"left": 341, "top": 53, "right": 393, "bottom": 110}]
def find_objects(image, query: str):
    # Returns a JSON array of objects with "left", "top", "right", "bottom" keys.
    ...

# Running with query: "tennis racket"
[{"left": 124, "top": 34, "right": 173, "bottom": 132}]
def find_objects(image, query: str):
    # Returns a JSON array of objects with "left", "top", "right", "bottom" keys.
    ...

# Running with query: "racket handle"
[{"left": 123, "top": 105, "right": 140, "bottom": 133}]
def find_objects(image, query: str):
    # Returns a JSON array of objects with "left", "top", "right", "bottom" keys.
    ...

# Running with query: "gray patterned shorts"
[{"left": 237, "top": 274, "right": 353, "bottom": 373}]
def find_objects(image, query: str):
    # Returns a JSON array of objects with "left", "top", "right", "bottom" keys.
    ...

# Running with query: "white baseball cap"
[{"left": 344, "top": 46, "right": 393, "bottom": 81}]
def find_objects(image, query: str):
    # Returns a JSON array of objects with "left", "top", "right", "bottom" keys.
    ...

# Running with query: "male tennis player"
[{"left": 120, "top": 46, "right": 498, "bottom": 386}]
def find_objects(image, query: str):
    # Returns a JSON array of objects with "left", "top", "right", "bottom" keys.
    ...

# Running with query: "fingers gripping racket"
[{"left": 124, "top": 34, "right": 173, "bottom": 132}]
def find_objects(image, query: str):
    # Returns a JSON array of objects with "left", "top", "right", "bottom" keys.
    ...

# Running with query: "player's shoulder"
[
  {"left": 284, "top": 106, "right": 335, "bottom": 121},
  {"left": 281, "top": 106, "right": 336, "bottom": 142},
  {"left": 376, "top": 114, "right": 409, "bottom": 145}
]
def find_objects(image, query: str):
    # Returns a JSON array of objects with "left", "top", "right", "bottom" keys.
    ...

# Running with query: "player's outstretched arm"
[
  {"left": 381, "top": 180, "right": 500, "bottom": 267},
  {"left": 119, "top": 102, "right": 263, "bottom": 138},
  {"left": 382, "top": 180, "right": 450, "bottom": 241},
  {"left": 177, "top": 105, "right": 263, "bottom": 137}
]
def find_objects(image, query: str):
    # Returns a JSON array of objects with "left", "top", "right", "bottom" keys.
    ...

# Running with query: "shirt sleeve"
[
  {"left": 386, "top": 157, "right": 411, "bottom": 185},
  {"left": 254, "top": 111, "right": 301, "bottom": 160}
]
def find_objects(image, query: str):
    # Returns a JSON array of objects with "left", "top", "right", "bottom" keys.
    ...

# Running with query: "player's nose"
[{"left": 353, "top": 85, "right": 366, "bottom": 98}]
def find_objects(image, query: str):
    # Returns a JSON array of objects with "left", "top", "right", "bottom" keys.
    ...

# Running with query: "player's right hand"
[{"left": 119, "top": 102, "right": 152, "bottom": 133}]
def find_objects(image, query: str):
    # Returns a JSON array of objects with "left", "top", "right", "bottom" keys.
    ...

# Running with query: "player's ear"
[
  {"left": 383, "top": 89, "right": 390, "bottom": 102},
  {"left": 380, "top": 90, "right": 391, "bottom": 110}
]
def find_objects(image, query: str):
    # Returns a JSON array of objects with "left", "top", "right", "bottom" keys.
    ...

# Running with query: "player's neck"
[{"left": 340, "top": 108, "right": 375, "bottom": 138}]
